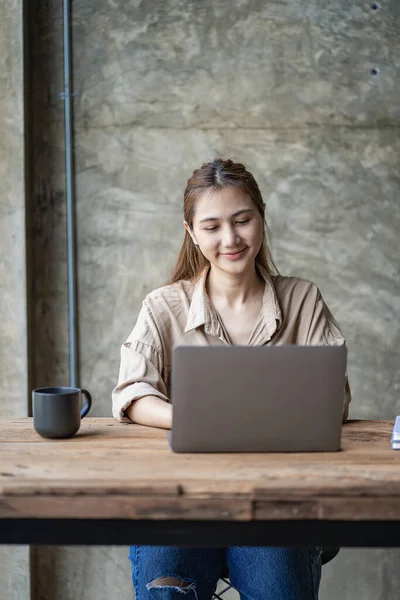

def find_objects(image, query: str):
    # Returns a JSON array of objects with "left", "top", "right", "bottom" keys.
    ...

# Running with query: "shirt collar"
[{"left": 185, "top": 266, "right": 282, "bottom": 342}]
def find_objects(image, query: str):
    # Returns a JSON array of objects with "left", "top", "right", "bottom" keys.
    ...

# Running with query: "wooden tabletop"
[{"left": 0, "top": 418, "right": 399, "bottom": 522}]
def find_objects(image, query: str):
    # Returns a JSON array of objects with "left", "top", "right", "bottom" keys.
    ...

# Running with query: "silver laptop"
[{"left": 168, "top": 345, "right": 347, "bottom": 453}]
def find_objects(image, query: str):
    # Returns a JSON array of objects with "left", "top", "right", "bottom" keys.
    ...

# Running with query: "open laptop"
[{"left": 168, "top": 345, "right": 347, "bottom": 453}]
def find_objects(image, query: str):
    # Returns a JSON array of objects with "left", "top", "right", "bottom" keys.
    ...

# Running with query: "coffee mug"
[{"left": 32, "top": 386, "right": 92, "bottom": 439}]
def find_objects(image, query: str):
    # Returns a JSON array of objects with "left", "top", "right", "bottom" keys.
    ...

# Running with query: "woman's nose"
[{"left": 222, "top": 225, "right": 239, "bottom": 247}]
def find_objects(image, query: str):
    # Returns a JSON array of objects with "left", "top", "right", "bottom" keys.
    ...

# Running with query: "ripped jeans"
[{"left": 129, "top": 545, "right": 322, "bottom": 600}]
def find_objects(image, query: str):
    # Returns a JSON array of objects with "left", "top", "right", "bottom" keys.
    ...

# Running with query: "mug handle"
[{"left": 80, "top": 389, "right": 92, "bottom": 418}]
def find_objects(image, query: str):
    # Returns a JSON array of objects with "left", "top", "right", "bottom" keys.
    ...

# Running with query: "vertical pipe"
[
  {"left": 23, "top": 0, "right": 34, "bottom": 414},
  {"left": 62, "top": 0, "right": 79, "bottom": 388}
]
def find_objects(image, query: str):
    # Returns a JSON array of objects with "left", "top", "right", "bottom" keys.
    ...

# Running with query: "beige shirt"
[{"left": 112, "top": 268, "right": 351, "bottom": 423}]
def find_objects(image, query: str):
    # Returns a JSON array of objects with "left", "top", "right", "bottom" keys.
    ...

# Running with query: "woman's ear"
[{"left": 184, "top": 221, "right": 199, "bottom": 246}]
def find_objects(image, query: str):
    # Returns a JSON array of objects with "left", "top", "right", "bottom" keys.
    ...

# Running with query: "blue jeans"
[{"left": 129, "top": 546, "right": 322, "bottom": 600}]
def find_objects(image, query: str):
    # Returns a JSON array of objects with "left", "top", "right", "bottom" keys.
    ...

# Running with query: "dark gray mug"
[{"left": 32, "top": 386, "right": 92, "bottom": 439}]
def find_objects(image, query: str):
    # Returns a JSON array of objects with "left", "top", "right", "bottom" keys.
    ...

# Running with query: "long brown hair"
[{"left": 169, "top": 158, "right": 279, "bottom": 283}]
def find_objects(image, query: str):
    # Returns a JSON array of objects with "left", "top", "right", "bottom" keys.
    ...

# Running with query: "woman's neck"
[{"left": 206, "top": 265, "right": 264, "bottom": 310}]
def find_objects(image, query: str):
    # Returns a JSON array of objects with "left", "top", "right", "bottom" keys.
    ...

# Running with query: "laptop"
[{"left": 168, "top": 345, "right": 347, "bottom": 453}]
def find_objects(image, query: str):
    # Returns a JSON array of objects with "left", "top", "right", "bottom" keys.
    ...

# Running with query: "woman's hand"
[{"left": 125, "top": 395, "right": 172, "bottom": 430}]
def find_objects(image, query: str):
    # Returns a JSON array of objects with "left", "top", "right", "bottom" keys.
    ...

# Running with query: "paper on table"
[{"left": 391, "top": 416, "right": 400, "bottom": 450}]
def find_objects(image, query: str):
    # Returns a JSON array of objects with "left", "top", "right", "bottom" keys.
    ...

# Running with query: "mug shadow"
[{"left": 74, "top": 429, "right": 105, "bottom": 439}]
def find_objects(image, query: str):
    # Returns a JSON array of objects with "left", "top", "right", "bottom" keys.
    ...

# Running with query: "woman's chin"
[{"left": 213, "top": 256, "right": 256, "bottom": 275}]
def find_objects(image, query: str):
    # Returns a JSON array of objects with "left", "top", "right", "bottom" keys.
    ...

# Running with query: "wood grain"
[{"left": 0, "top": 418, "right": 398, "bottom": 520}]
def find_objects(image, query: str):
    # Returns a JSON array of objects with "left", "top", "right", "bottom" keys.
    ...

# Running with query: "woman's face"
[{"left": 185, "top": 186, "right": 264, "bottom": 276}]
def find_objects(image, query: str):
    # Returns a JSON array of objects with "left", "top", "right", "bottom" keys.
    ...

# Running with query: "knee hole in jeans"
[{"left": 147, "top": 577, "right": 197, "bottom": 594}]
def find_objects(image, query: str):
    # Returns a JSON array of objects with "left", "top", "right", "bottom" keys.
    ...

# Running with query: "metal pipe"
[{"left": 62, "top": 0, "right": 79, "bottom": 388}]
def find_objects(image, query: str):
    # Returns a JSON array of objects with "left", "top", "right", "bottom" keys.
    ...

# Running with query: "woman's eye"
[
  {"left": 236, "top": 219, "right": 250, "bottom": 225},
  {"left": 205, "top": 226, "right": 218, "bottom": 231}
]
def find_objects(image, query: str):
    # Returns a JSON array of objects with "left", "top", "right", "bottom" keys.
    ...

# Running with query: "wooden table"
[{"left": 0, "top": 418, "right": 399, "bottom": 547}]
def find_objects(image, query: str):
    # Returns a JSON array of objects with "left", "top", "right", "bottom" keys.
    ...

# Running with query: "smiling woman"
[{"left": 112, "top": 158, "right": 351, "bottom": 600}]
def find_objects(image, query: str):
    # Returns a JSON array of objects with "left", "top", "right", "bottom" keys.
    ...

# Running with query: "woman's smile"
[{"left": 221, "top": 247, "right": 248, "bottom": 260}]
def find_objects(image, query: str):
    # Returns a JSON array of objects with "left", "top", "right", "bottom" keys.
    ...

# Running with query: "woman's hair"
[{"left": 169, "top": 158, "right": 278, "bottom": 283}]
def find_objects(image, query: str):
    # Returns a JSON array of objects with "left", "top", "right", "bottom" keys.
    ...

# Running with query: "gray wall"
[
  {"left": 0, "top": 0, "right": 27, "bottom": 415},
  {"left": 0, "top": 0, "right": 31, "bottom": 597},
  {"left": 1, "top": 0, "right": 400, "bottom": 598}
]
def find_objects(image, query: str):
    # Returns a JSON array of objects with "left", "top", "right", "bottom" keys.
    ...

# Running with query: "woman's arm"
[
  {"left": 112, "top": 300, "right": 171, "bottom": 425},
  {"left": 305, "top": 285, "right": 351, "bottom": 423},
  {"left": 125, "top": 395, "right": 172, "bottom": 430}
]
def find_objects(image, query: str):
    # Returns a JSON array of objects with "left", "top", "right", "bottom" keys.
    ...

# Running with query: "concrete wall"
[
  {"left": 2, "top": 0, "right": 400, "bottom": 598},
  {"left": 29, "top": 0, "right": 70, "bottom": 391},
  {"left": 0, "top": 0, "right": 31, "bottom": 598},
  {"left": 0, "top": 0, "right": 27, "bottom": 415}
]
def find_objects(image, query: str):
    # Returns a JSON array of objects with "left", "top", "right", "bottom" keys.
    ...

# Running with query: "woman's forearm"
[{"left": 125, "top": 395, "right": 172, "bottom": 430}]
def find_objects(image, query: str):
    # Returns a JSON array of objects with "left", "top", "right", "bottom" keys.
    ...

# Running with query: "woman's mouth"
[{"left": 221, "top": 248, "right": 247, "bottom": 260}]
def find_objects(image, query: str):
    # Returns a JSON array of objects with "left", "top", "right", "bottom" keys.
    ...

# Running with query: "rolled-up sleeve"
[
  {"left": 112, "top": 302, "right": 169, "bottom": 422},
  {"left": 305, "top": 286, "right": 352, "bottom": 423}
]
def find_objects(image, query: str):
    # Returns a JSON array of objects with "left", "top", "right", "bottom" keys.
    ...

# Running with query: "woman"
[{"left": 112, "top": 158, "right": 351, "bottom": 600}]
